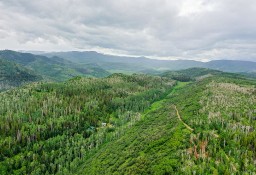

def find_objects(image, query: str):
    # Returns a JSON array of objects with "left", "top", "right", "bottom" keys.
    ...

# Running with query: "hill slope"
[
  {"left": 78, "top": 73, "right": 256, "bottom": 174},
  {"left": 0, "top": 59, "right": 42, "bottom": 91},
  {"left": 0, "top": 74, "right": 174, "bottom": 175},
  {"left": 161, "top": 68, "right": 222, "bottom": 81},
  {"left": 205, "top": 60, "right": 256, "bottom": 72},
  {"left": 161, "top": 68, "right": 253, "bottom": 82},
  {"left": 0, "top": 50, "right": 110, "bottom": 81},
  {"left": 0, "top": 69, "right": 255, "bottom": 174}
]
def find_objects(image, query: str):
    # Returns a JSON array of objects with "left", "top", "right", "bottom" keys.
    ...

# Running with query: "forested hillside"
[
  {"left": 77, "top": 72, "right": 256, "bottom": 174},
  {"left": 0, "top": 74, "right": 174, "bottom": 175},
  {"left": 1, "top": 0, "right": 256, "bottom": 174},
  {"left": 0, "top": 50, "right": 110, "bottom": 82},
  {"left": 0, "top": 68, "right": 255, "bottom": 175},
  {"left": 0, "top": 59, "right": 42, "bottom": 91},
  {"left": 161, "top": 68, "right": 222, "bottom": 82},
  {"left": 161, "top": 68, "right": 251, "bottom": 82}
]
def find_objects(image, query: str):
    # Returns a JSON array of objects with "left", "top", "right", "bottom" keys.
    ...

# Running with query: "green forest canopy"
[{"left": 0, "top": 70, "right": 255, "bottom": 175}]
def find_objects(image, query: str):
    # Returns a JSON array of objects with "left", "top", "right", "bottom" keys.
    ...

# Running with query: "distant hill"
[
  {"left": 43, "top": 51, "right": 256, "bottom": 73},
  {"left": 161, "top": 68, "right": 255, "bottom": 82},
  {"left": 0, "top": 59, "right": 42, "bottom": 91},
  {"left": 43, "top": 51, "right": 204, "bottom": 72},
  {"left": 0, "top": 50, "right": 110, "bottom": 82},
  {"left": 205, "top": 60, "right": 256, "bottom": 72},
  {"left": 161, "top": 68, "right": 222, "bottom": 82},
  {"left": 240, "top": 72, "right": 256, "bottom": 78}
]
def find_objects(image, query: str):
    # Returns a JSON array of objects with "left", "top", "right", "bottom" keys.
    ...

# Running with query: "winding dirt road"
[{"left": 174, "top": 105, "right": 194, "bottom": 132}]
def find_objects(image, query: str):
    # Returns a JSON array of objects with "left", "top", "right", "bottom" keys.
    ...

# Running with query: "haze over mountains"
[
  {"left": 1, "top": 50, "right": 255, "bottom": 90},
  {"left": 19, "top": 50, "right": 251, "bottom": 72},
  {"left": 43, "top": 50, "right": 256, "bottom": 73}
]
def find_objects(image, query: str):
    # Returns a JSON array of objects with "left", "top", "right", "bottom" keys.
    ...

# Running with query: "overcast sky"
[{"left": 0, "top": 0, "right": 256, "bottom": 61}]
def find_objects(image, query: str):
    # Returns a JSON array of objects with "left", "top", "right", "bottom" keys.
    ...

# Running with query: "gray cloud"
[{"left": 0, "top": 0, "right": 256, "bottom": 61}]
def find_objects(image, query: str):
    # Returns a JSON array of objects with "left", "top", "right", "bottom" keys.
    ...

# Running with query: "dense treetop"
[
  {"left": 0, "top": 73, "right": 174, "bottom": 175},
  {"left": 0, "top": 67, "right": 255, "bottom": 174}
]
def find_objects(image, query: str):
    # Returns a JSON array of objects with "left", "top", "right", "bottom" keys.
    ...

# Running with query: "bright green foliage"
[
  {"left": 78, "top": 73, "right": 256, "bottom": 174},
  {"left": 78, "top": 100, "right": 188, "bottom": 175},
  {"left": 1, "top": 68, "right": 256, "bottom": 175},
  {"left": 0, "top": 74, "right": 174, "bottom": 175}
]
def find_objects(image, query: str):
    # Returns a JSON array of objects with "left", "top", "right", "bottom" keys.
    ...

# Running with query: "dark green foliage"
[
  {"left": 161, "top": 68, "right": 223, "bottom": 82},
  {"left": 176, "top": 68, "right": 222, "bottom": 77},
  {"left": 0, "top": 59, "right": 42, "bottom": 91},
  {"left": 1, "top": 68, "right": 255, "bottom": 175},
  {"left": 240, "top": 72, "right": 256, "bottom": 79},
  {"left": 162, "top": 71, "right": 192, "bottom": 82},
  {"left": 0, "top": 50, "right": 110, "bottom": 82},
  {"left": 0, "top": 74, "right": 174, "bottom": 175},
  {"left": 162, "top": 68, "right": 255, "bottom": 82}
]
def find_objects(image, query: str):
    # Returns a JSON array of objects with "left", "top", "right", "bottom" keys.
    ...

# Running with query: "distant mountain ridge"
[
  {"left": 205, "top": 60, "right": 256, "bottom": 72},
  {"left": 0, "top": 50, "right": 110, "bottom": 82},
  {"left": 1, "top": 50, "right": 255, "bottom": 91},
  {"left": 43, "top": 51, "right": 256, "bottom": 73}
]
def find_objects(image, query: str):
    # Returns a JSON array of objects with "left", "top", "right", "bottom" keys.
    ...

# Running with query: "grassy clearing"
[{"left": 167, "top": 81, "right": 191, "bottom": 97}]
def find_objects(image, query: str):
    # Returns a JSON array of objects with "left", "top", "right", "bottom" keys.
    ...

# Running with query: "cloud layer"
[{"left": 0, "top": 0, "right": 256, "bottom": 61}]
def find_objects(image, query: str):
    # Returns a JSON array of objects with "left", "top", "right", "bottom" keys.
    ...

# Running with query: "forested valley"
[
  {"left": 1, "top": 0, "right": 256, "bottom": 174},
  {"left": 0, "top": 74, "right": 175, "bottom": 174},
  {"left": 0, "top": 67, "right": 256, "bottom": 174}
]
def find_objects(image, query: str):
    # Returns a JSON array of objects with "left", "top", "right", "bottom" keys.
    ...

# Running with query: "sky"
[{"left": 0, "top": 0, "right": 256, "bottom": 61}]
